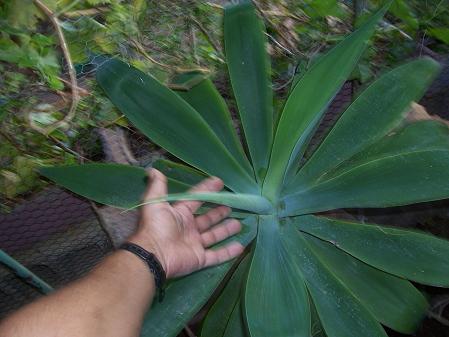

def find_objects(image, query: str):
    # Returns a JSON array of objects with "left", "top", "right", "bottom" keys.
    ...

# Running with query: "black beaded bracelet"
[{"left": 119, "top": 242, "right": 166, "bottom": 302}]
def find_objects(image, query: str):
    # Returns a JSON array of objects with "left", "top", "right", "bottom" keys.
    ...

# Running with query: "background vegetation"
[{"left": 1, "top": 0, "right": 448, "bottom": 212}]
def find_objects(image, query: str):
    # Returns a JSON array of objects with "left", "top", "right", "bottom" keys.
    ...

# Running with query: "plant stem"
[
  {"left": 0, "top": 249, "right": 53, "bottom": 294},
  {"left": 32, "top": 0, "right": 80, "bottom": 135}
]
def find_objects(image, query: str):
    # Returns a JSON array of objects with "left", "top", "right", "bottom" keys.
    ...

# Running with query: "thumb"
[{"left": 144, "top": 168, "right": 168, "bottom": 202}]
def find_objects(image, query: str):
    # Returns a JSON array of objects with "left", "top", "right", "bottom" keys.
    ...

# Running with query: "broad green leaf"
[
  {"left": 224, "top": 2, "right": 273, "bottom": 182},
  {"left": 295, "top": 215, "right": 449, "bottom": 287},
  {"left": 389, "top": 0, "right": 419, "bottom": 31},
  {"left": 201, "top": 255, "right": 250, "bottom": 337},
  {"left": 171, "top": 73, "right": 253, "bottom": 176},
  {"left": 428, "top": 27, "right": 449, "bottom": 44},
  {"left": 133, "top": 192, "right": 273, "bottom": 215},
  {"left": 40, "top": 164, "right": 146, "bottom": 208},
  {"left": 263, "top": 3, "right": 389, "bottom": 200},
  {"left": 285, "top": 58, "right": 440, "bottom": 195},
  {"left": 245, "top": 215, "right": 310, "bottom": 337},
  {"left": 281, "top": 121, "right": 449, "bottom": 215},
  {"left": 153, "top": 159, "right": 207, "bottom": 186},
  {"left": 40, "top": 163, "right": 192, "bottom": 205},
  {"left": 96, "top": 58, "right": 258, "bottom": 194},
  {"left": 303, "top": 232, "right": 427, "bottom": 333},
  {"left": 141, "top": 217, "right": 257, "bottom": 337},
  {"left": 284, "top": 224, "right": 388, "bottom": 337}
]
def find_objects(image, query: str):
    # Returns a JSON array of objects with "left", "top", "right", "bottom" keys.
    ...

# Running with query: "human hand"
[{"left": 129, "top": 169, "right": 244, "bottom": 278}]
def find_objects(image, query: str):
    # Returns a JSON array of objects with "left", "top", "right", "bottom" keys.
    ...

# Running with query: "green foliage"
[{"left": 41, "top": 2, "right": 449, "bottom": 337}]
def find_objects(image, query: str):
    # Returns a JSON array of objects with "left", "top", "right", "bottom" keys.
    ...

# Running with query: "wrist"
[{"left": 128, "top": 233, "right": 168, "bottom": 277}]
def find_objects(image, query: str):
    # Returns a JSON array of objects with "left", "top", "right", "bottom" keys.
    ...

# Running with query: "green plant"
[{"left": 40, "top": 1, "right": 449, "bottom": 337}]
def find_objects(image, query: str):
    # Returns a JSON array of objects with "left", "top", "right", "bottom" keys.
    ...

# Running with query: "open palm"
[{"left": 130, "top": 169, "right": 244, "bottom": 278}]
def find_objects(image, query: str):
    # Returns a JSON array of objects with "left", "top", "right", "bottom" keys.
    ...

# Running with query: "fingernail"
[{"left": 210, "top": 176, "right": 221, "bottom": 183}]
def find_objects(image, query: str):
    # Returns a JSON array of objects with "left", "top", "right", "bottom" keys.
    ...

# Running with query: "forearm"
[{"left": 0, "top": 249, "right": 155, "bottom": 337}]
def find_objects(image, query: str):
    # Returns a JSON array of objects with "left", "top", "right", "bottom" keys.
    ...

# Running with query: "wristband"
[{"left": 119, "top": 242, "right": 166, "bottom": 302}]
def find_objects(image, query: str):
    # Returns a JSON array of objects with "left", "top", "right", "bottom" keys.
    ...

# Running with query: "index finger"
[{"left": 173, "top": 176, "right": 224, "bottom": 215}]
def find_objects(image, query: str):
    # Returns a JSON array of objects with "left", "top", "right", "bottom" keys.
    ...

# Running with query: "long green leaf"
[
  {"left": 40, "top": 163, "right": 194, "bottom": 205},
  {"left": 153, "top": 159, "right": 207, "bottom": 186},
  {"left": 133, "top": 192, "right": 273, "bottom": 215},
  {"left": 282, "top": 121, "right": 449, "bottom": 215},
  {"left": 40, "top": 164, "right": 147, "bottom": 208},
  {"left": 303, "top": 232, "right": 427, "bottom": 333},
  {"left": 201, "top": 255, "right": 250, "bottom": 337},
  {"left": 263, "top": 3, "right": 389, "bottom": 200},
  {"left": 284, "top": 224, "right": 388, "bottom": 337},
  {"left": 295, "top": 215, "right": 449, "bottom": 287},
  {"left": 141, "top": 217, "right": 257, "bottom": 337},
  {"left": 285, "top": 58, "right": 440, "bottom": 194},
  {"left": 96, "top": 58, "right": 258, "bottom": 194},
  {"left": 224, "top": 2, "right": 273, "bottom": 182},
  {"left": 171, "top": 73, "right": 253, "bottom": 176},
  {"left": 245, "top": 215, "right": 310, "bottom": 337},
  {"left": 222, "top": 299, "right": 247, "bottom": 337}
]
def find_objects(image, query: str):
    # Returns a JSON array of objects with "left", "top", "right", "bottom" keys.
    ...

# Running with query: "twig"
[
  {"left": 251, "top": 0, "right": 299, "bottom": 56},
  {"left": 0, "top": 129, "right": 23, "bottom": 153},
  {"left": 57, "top": 77, "right": 90, "bottom": 96},
  {"left": 266, "top": 32, "right": 294, "bottom": 56},
  {"left": 130, "top": 38, "right": 209, "bottom": 73},
  {"left": 62, "top": 6, "right": 109, "bottom": 18},
  {"left": 189, "top": 16, "right": 222, "bottom": 56},
  {"left": 205, "top": 2, "right": 223, "bottom": 10},
  {"left": 32, "top": 0, "right": 80, "bottom": 135},
  {"left": 205, "top": 0, "right": 308, "bottom": 22},
  {"left": 48, "top": 135, "right": 90, "bottom": 162},
  {"left": 190, "top": 24, "right": 200, "bottom": 65}
]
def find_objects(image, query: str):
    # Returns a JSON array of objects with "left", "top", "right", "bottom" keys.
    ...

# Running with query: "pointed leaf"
[
  {"left": 283, "top": 223, "right": 388, "bottom": 337},
  {"left": 141, "top": 217, "right": 257, "bottom": 337},
  {"left": 286, "top": 58, "right": 440, "bottom": 194},
  {"left": 153, "top": 159, "right": 207, "bottom": 186},
  {"left": 282, "top": 121, "right": 449, "bottom": 215},
  {"left": 201, "top": 255, "right": 250, "bottom": 337},
  {"left": 40, "top": 164, "right": 146, "bottom": 208},
  {"left": 224, "top": 2, "right": 273, "bottom": 181},
  {"left": 295, "top": 215, "right": 449, "bottom": 286},
  {"left": 245, "top": 215, "right": 310, "bottom": 337},
  {"left": 171, "top": 73, "right": 253, "bottom": 175},
  {"left": 263, "top": 3, "right": 389, "bottom": 200},
  {"left": 303, "top": 232, "right": 427, "bottom": 333},
  {"left": 96, "top": 58, "right": 258, "bottom": 194},
  {"left": 222, "top": 299, "right": 247, "bottom": 337},
  {"left": 133, "top": 192, "right": 273, "bottom": 215}
]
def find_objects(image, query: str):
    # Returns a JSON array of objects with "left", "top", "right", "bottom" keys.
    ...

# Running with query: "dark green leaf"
[
  {"left": 40, "top": 164, "right": 146, "bottom": 208},
  {"left": 153, "top": 159, "right": 206, "bottom": 186},
  {"left": 285, "top": 58, "right": 440, "bottom": 195},
  {"left": 295, "top": 215, "right": 449, "bottom": 287},
  {"left": 171, "top": 73, "right": 253, "bottom": 175},
  {"left": 263, "top": 3, "right": 389, "bottom": 200},
  {"left": 282, "top": 121, "right": 449, "bottom": 215},
  {"left": 201, "top": 255, "right": 250, "bottom": 337},
  {"left": 283, "top": 223, "right": 388, "bottom": 337},
  {"left": 224, "top": 2, "right": 273, "bottom": 182},
  {"left": 245, "top": 215, "right": 310, "bottom": 337},
  {"left": 96, "top": 58, "right": 258, "bottom": 194},
  {"left": 302, "top": 232, "right": 427, "bottom": 333}
]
